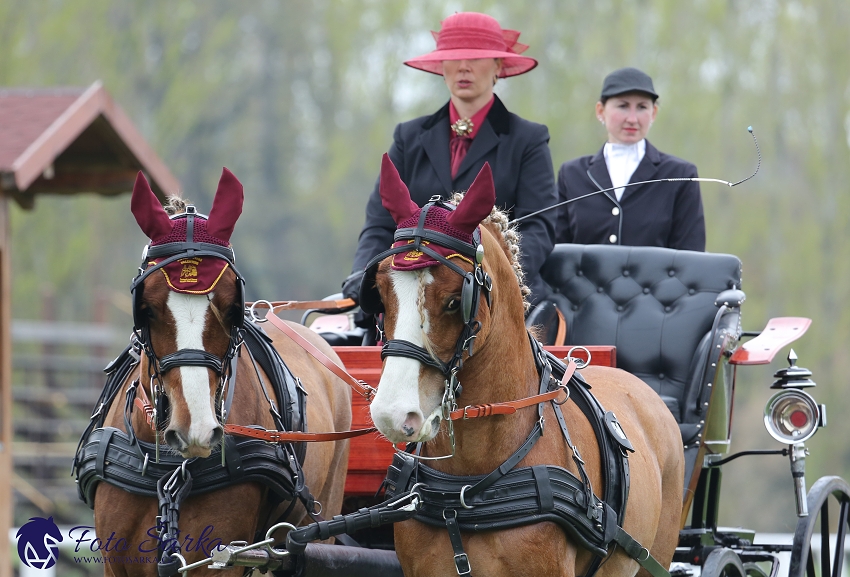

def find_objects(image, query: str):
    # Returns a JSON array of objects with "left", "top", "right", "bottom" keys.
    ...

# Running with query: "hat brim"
[{"left": 404, "top": 49, "right": 537, "bottom": 78}]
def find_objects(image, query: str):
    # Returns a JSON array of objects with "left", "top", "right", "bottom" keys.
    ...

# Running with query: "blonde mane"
[
  {"left": 450, "top": 192, "right": 530, "bottom": 310},
  {"left": 163, "top": 195, "right": 189, "bottom": 216}
]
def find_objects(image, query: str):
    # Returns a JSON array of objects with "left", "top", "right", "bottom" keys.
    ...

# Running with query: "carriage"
[{"left": 73, "top": 167, "right": 849, "bottom": 577}]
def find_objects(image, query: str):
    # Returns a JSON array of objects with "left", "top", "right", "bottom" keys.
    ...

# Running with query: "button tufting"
[
  {"left": 688, "top": 288, "right": 696, "bottom": 295},
  {"left": 643, "top": 287, "right": 650, "bottom": 294},
  {"left": 597, "top": 287, "right": 604, "bottom": 293},
  {"left": 572, "top": 305, "right": 578, "bottom": 311},
  {"left": 616, "top": 305, "right": 623, "bottom": 312},
  {"left": 664, "top": 306, "right": 672, "bottom": 312},
  {"left": 668, "top": 269, "right": 676, "bottom": 276},
  {"left": 576, "top": 270, "right": 583, "bottom": 276},
  {"left": 622, "top": 270, "right": 630, "bottom": 277}
]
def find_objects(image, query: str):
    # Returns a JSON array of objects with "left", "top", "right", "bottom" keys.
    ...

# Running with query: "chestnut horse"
[
  {"left": 89, "top": 170, "right": 351, "bottom": 576},
  {"left": 367, "top": 156, "right": 684, "bottom": 577}
]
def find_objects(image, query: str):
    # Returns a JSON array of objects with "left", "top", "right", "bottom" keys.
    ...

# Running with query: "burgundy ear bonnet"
[
  {"left": 131, "top": 168, "right": 243, "bottom": 294},
  {"left": 379, "top": 154, "right": 495, "bottom": 270}
]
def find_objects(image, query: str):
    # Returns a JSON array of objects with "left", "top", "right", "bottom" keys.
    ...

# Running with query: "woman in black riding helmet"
[{"left": 557, "top": 67, "right": 706, "bottom": 251}]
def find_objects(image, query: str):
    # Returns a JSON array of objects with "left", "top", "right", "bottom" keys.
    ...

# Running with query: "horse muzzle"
[{"left": 164, "top": 425, "right": 223, "bottom": 458}]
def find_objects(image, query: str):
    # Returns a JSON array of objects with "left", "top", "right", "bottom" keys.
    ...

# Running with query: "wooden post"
[{"left": 0, "top": 194, "right": 12, "bottom": 577}]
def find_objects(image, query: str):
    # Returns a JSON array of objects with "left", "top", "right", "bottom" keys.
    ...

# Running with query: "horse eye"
[{"left": 446, "top": 298, "right": 461, "bottom": 313}]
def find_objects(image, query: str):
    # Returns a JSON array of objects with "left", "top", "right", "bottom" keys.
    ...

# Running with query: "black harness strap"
[
  {"left": 444, "top": 510, "right": 472, "bottom": 575},
  {"left": 159, "top": 349, "right": 224, "bottom": 374},
  {"left": 157, "top": 465, "right": 194, "bottom": 577}
]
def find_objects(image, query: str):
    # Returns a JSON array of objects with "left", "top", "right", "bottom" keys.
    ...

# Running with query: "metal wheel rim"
[
  {"left": 789, "top": 476, "right": 850, "bottom": 577},
  {"left": 703, "top": 547, "right": 746, "bottom": 577}
]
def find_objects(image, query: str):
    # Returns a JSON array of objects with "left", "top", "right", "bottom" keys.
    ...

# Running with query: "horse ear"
[
  {"left": 379, "top": 154, "right": 418, "bottom": 224},
  {"left": 131, "top": 171, "right": 173, "bottom": 240},
  {"left": 206, "top": 167, "right": 244, "bottom": 242},
  {"left": 446, "top": 162, "right": 496, "bottom": 233}
]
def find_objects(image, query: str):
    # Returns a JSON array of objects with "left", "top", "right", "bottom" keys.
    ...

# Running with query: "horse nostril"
[
  {"left": 164, "top": 429, "right": 188, "bottom": 452},
  {"left": 209, "top": 426, "right": 223, "bottom": 447},
  {"left": 402, "top": 412, "right": 423, "bottom": 438}
]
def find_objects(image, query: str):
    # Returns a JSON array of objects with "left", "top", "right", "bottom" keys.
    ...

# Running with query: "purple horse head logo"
[{"left": 16, "top": 516, "right": 63, "bottom": 569}]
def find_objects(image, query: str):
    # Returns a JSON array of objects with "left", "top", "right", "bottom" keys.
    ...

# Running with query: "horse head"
[
  {"left": 368, "top": 155, "right": 524, "bottom": 444},
  {"left": 131, "top": 169, "right": 244, "bottom": 458}
]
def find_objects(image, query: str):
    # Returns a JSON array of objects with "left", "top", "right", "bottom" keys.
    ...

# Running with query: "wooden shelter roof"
[{"left": 0, "top": 81, "right": 179, "bottom": 208}]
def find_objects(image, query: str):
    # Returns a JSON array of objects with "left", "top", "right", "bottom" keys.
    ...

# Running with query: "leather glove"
[{"left": 341, "top": 270, "right": 365, "bottom": 305}]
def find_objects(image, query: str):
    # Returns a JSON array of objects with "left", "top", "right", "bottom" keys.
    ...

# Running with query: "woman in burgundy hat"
[{"left": 343, "top": 12, "right": 556, "bottom": 313}]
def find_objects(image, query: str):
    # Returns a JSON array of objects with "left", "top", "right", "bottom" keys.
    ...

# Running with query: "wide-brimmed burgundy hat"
[{"left": 404, "top": 12, "right": 537, "bottom": 78}]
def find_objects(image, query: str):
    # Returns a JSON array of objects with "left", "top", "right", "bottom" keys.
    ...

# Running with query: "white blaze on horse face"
[
  {"left": 371, "top": 269, "right": 442, "bottom": 443},
  {"left": 167, "top": 291, "right": 220, "bottom": 449}
]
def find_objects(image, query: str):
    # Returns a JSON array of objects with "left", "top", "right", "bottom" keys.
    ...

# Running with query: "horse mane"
[
  {"left": 450, "top": 192, "right": 530, "bottom": 310},
  {"left": 163, "top": 195, "right": 190, "bottom": 216}
]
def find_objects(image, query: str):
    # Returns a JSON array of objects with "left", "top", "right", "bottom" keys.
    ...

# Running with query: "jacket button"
[
  {"left": 611, "top": 207, "right": 620, "bottom": 216},
  {"left": 608, "top": 234, "right": 617, "bottom": 243},
  {"left": 659, "top": 373, "right": 665, "bottom": 380}
]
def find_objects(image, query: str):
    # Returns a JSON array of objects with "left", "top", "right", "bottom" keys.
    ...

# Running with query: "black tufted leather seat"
[{"left": 535, "top": 244, "right": 744, "bottom": 484}]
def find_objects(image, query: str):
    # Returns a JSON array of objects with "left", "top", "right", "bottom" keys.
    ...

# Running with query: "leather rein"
[{"left": 133, "top": 307, "right": 572, "bottom": 443}]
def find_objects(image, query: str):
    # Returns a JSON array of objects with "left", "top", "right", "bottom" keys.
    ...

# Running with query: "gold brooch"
[{"left": 451, "top": 118, "right": 474, "bottom": 137}]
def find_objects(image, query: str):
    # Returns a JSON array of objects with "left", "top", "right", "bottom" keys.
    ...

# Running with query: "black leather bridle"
[
  {"left": 129, "top": 206, "right": 246, "bottom": 451},
  {"left": 360, "top": 196, "right": 493, "bottom": 397}
]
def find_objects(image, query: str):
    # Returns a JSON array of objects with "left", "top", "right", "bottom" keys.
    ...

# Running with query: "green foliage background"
[{"left": 3, "top": 0, "right": 849, "bottom": 532}]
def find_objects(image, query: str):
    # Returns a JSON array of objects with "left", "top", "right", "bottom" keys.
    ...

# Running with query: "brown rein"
[
  {"left": 247, "top": 298, "right": 356, "bottom": 311},
  {"left": 133, "top": 308, "right": 576, "bottom": 445}
]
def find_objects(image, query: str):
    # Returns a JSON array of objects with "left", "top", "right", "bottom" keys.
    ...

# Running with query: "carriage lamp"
[
  {"left": 763, "top": 349, "right": 823, "bottom": 444},
  {"left": 762, "top": 350, "right": 825, "bottom": 517},
  {"left": 763, "top": 389, "right": 820, "bottom": 444}
]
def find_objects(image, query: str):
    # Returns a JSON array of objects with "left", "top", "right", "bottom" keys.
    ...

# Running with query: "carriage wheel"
[
  {"left": 702, "top": 547, "right": 746, "bottom": 577},
  {"left": 789, "top": 476, "right": 850, "bottom": 577}
]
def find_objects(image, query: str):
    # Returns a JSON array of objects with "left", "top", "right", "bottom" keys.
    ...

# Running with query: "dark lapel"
[
  {"left": 586, "top": 144, "right": 614, "bottom": 195},
  {"left": 454, "top": 96, "right": 511, "bottom": 183},
  {"left": 621, "top": 139, "right": 661, "bottom": 202},
  {"left": 420, "top": 102, "right": 453, "bottom": 195}
]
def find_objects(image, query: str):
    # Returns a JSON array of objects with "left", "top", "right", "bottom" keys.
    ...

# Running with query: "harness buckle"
[
  {"left": 454, "top": 553, "right": 472, "bottom": 575},
  {"left": 459, "top": 485, "right": 474, "bottom": 509}
]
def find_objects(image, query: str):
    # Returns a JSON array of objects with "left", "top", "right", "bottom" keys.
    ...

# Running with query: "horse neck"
[{"left": 228, "top": 352, "right": 277, "bottom": 428}]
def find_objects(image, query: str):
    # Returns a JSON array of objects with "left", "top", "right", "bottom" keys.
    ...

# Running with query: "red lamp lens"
[{"left": 790, "top": 410, "right": 808, "bottom": 428}]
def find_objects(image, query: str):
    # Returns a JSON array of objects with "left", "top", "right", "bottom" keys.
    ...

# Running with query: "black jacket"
[
  {"left": 351, "top": 96, "right": 557, "bottom": 304},
  {"left": 556, "top": 140, "right": 705, "bottom": 251}
]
